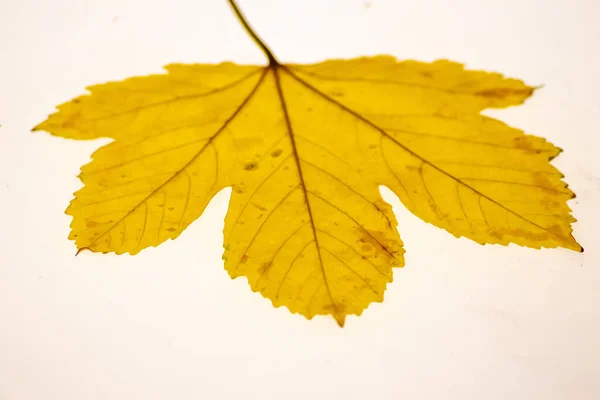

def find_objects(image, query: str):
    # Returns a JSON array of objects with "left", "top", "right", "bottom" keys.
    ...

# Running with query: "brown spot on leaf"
[
  {"left": 258, "top": 261, "right": 272, "bottom": 275},
  {"left": 166, "top": 227, "right": 176, "bottom": 232},
  {"left": 240, "top": 255, "right": 249, "bottom": 264},
  {"left": 547, "top": 224, "right": 562, "bottom": 235},
  {"left": 244, "top": 162, "right": 258, "bottom": 171},
  {"left": 489, "top": 230, "right": 504, "bottom": 240},
  {"left": 504, "top": 228, "right": 551, "bottom": 243},
  {"left": 540, "top": 197, "right": 560, "bottom": 208},
  {"left": 252, "top": 202, "right": 267, "bottom": 211},
  {"left": 270, "top": 149, "right": 282, "bottom": 158},
  {"left": 475, "top": 87, "right": 533, "bottom": 99},
  {"left": 86, "top": 220, "right": 101, "bottom": 228},
  {"left": 373, "top": 199, "right": 391, "bottom": 214},
  {"left": 233, "top": 185, "right": 245, "bottom": 194},
  {"left": 357, "top": 227, "right": 403, "bottom": 257},
  {"left": 426, "top": 199, "right": 439, "bottom": 215},
  {"left": 531, "top": 171, "right": 554, "bottom": 190},
  {"left": 513, "top": 136, "right": 534, "bottom": 150}
]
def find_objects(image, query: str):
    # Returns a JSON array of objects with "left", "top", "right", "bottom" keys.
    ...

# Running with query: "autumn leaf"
[{"left": 33, "top": 0, "right": 581, "bottom": 326}]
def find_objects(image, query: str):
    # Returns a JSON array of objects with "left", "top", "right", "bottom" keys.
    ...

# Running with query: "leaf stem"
[{"left": 227, "top": 0, "right": 279, "bottom": 66}]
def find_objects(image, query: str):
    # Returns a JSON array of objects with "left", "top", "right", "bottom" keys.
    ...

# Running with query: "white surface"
[{"left": 1, "top": 0, "right": 599, "bottom": 399}]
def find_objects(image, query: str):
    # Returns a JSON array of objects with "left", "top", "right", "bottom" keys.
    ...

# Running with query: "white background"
[{"left": 1, "top": 0, "right": 599, "bottom": 398}]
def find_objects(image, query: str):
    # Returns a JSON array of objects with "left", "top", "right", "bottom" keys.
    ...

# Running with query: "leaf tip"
[
  {"left": 334, "top": 313, "right": 346, "bottom": 327},
  {"left": 566, "top": 234, "right": 583, "bottom": 253},
  {"left": 548, "top": 147, "right": 564, "bottom": 161},
  {"left": 75, "top": 246, "right": 91, "bottom": 256}
]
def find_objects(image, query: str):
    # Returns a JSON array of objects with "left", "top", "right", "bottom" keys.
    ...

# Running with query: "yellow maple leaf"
[{"left": 33, "top": 0, "right": 581, "bottom": 326}]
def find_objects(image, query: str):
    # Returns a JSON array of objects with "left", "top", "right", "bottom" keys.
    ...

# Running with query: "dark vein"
[
  {"left": 101, "top": 79, "right": 212, "bottom": 96},
  {"left": 177, "top": 170, "right": 192, "bottom": 230},
  {"left": 479, "top": 197, "right": 491, "bottom": 229},
  {"left": 72, "top": 191, "right": 149, "bottom": 210},
  {"left": 321, "top": 247, "right": 378, "bottom": 295},
  {"left": 456, "top": 182, "right": 473, "bottom": 230},
  {"left": 106, "top": 229, "right": 112, "bottom": 249},
  {"left": 294, "top": 134, "right": 352, "bottom": 168},
  {"left": 299, "top": 158, "right": 394, "bottom": 229},
  {"left": 234, "top": 184, "right": 301, "bottom": 271},
  {"left": 189, "top": 143, "right": 220, "bottom": 220},
  {"left": 292, "top": 266, "right": 318, "bottom": 305},
  {"left": 80, "top": 69, "right": 262, "bottom": 123},
  {"left": 84, "top": 208, "right": 138, "bottom": 220},
  {"left": 273, "top": 66, "right": 336, "bottom": 308},
  {"left": 120, "top": 219, "right": 127, "bottom": 252},
  {"left": 385, "top": 127, "right": 546, "bottom": 152},
  {"left": 306, "top": 190, "right": 398, "bottom": 261},
  {"left": 136, "top": 203, "right": 148, "bottom": 253},
  {"left": 307, "top": 282, "right": 325, "bottom": 314},
  {"left": 275, "top": 240, "right": 315, "bottom": 300},
  {"left": 459, "top": 177, "right": 571, "bottom": 195},
  {"left": 315, "top": 229, "right": 388, "bottom": 277},
  {"left": 211, "top": 142, "right": 220, "bottom": 191},
  {"left": 256, "top": 222, "right": 309, "bottom": 287},
  {"left": 81, "top": 172, "right": 177, "bottom": 196},
  {"left": 158, "top": 192, "right": 166, "bottom": 241},
  {"left": 84, "top": 136, "right": 211, "bottom": 177},
  {"left": 290, "top": 67, "right": 527, "bottom": 98},
  {"left": 380, "top": 135, "right": 415, "bottom": 209},
  {"left": 192, "top": 146, "right": 220, "bottom": 230},
  {"left": 419, "top": 163, "right": 444, "bottom": 220},
  {"left": 435, "top": 160, "right": 562, "bottom": 175},
  {"left": 111, "top": 117, "right": 226, "bottom": 154},
  {"left": 501, "top": 199, "right": 550, "bottom": 204}
]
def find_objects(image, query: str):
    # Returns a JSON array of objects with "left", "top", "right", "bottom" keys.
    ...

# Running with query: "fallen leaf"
[{"left": 33, "top": 0, "right": 582, "bottom": 326}]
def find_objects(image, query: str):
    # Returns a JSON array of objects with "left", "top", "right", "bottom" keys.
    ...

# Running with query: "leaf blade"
[{"left": 35, "top": 55, "right": 582, "bottom": 325}]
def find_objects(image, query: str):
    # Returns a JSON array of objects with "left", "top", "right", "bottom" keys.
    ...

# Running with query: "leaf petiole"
[{"left": 227, "top": 0, "right": 279, "bottom": 66}]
